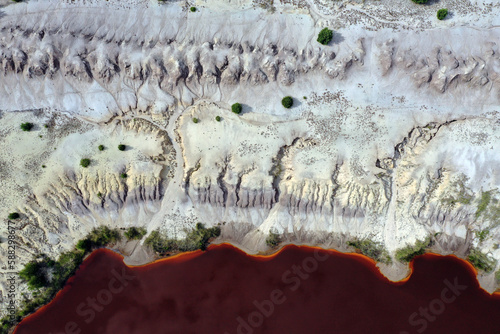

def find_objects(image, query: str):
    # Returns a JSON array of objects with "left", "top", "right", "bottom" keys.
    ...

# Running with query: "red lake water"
[{"left": 13, "top": 244, "right": 500, "bottom": 334}]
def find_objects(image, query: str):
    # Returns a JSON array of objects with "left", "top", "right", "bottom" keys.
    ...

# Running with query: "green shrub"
[
  {"left": 20, "top": 123, "right": 33, "bottom": 131},
  {"left": 192, "top": 118, "right": 199, "bottom": 123},
  {"left": 437, "top": 8, "right": 448, "bottom": 20},
  {"left": 98, "top": 145, "right": 104, "bottom": 151},
  {"left": 80, "top": 158, "right": 90, "bottom": 168},
  {"left": 118, "top": 144, "right": 126, "bottom": 151},
  {"left": 145, "top": 223, "right": 221, "bottom": 254},
  {"left": 281, "top": 96, "right": 293, "bottom": 108},
  {"left": 317, "top": 28, "right": 333, "bottom": 45},
  {"left": 216, "top": 116, "right": 221, "bottom": 122},
  {"left": 120, "top": 173, "right": 128, "bottom": 179},
  {"left": 190, "top": 6, "right": 196, "bottom": 12},
  {"left": 395, "top": 238, "right": 431, "bottom": 263},
  {"left": 87, "top": 226, "right": 121, "bottom": 247},
  {"left": 125, "top": 227, "right": 147, "bottom": 240},
  {"left": 347, "top": 239, "right": 392, "bottom": 264},
  {"left": 412, "top": 0, "right": 428, "bottom": 3},
  {"left": 475, "top": 229, "right": 490, "bottom": 243},
  {"left": 41, "top": 165, "right": 46, "bottom": 168},
  {"left": 468, "top": 248, "right": 497, "bottom": 273},
  {"left": 266, "top": 230, "right": 282, "bottom": 249},
  {"left": 231, "top": 103, "right": 242, "bottom": 114},
  {"left": 75, "top": 239, "right": 92, "bottom": 253},
  {"left": 8, "top": 212, "right": 20, "bottom": 220},
  {"left": 97, "top": 192, "right": 102, "bottom": 198},
  {"left": 19, "top": 261, "right": 49, "bottom": 290},
  {"left": 476, "top": 191, "right": 491, "bottom": 218}
]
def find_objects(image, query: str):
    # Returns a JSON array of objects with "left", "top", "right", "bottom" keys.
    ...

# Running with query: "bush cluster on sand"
[
  {"left": 80, "top": 158, "right": 91, "bottom": 168},
  {"left": 8, "top": 212, "right": 20, "bottom": 220},
  {"left": 317, "top": 28, "right": 333, "bottom": 45},
  {"left": 231, "top": 103, "right": 242, "bottom": 114},
  {"left": 145, "top": 223, "right": 221, "bottom": 253},
  {"left": 437, "top": 8, "right": 448, "bottom": 20},
  {"left": 395, "top": 238, "right": 431, "bottom": 263},
  {"left": 192, "top": 117, "right": 199, "bottom": 123},
  {"left": 98, "top": 145, "right": 105, "bottom": 151},
  {"left": 468, "top": 248, "right": 497, "bottom": 273},
  {"left": 281, "top": 96, "right": 293, "bottom": 108},
  {"left": 412, "top": 0, "right": 428, "bottom": 4},
  {"left": 20, "top": 122, "right": 33, "bottom": 131},
  {"left": 266, "top": 230, "right": 282, "bottom": 249},
  {"left": 118, "top": 144, "right": 126, "bottom": 151},
  {"left": 347, "top": 239, "right": 392, "bottom": 264},
  {"left": 125, "top": 227, "right": 147, "bottom": 240}
]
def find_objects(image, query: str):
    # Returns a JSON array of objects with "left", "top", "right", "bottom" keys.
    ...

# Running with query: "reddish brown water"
[{"left": 14, "top": 244, "right": 500, "bottom": 334}]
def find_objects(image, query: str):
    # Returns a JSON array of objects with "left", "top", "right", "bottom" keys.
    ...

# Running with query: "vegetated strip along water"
[{"left": 14, "top": 244, "right": 500, "bottom": 334}]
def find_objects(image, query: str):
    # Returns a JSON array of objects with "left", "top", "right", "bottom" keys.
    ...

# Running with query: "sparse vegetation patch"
[
  {"left": 145, "top": 223, "right": 221, "bottom": 254},
  {"left": 468, "top": 248, "right": 497, "bottom": 273},
  {"left": 395, "top": 237, "right": 432, "bottom": 263},
  {"left": 266, "top": 230, "right": 282, "bottom": 249},
  {"left": 347, "top": 239, "right": 392, "bottom": 264},
  {"left": 125, "top": 227, "right": 147, "bottom": 240}
]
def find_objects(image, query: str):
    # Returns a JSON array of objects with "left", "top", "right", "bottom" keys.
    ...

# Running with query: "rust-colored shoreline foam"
[{"left": 12, "top": 243, "right": 499, "bottom": 333}]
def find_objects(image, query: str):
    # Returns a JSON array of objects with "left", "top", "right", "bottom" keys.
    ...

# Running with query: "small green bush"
[
  {"left": 347, "top": 239, "right": 392, "bottom": 264},
  {"left": 266, "top": 230, "right": 282, "bottom": 249},
  {"left": 145, "top": 223, "right": 221, "bottom": 254},
  {"left": 120, "top": 173, "right": 128, "bottom": 179},
  {"left": 395, "top": 238, "right": 431, "bottom": 263},
  {"left": 125, "top": 227, "right": 147, "bottom": 240},
  {"left": 8, "top": 212, "right": 20, "bottom": 220},
  {"left": 118, "top": 144, "right": 126, "bottom": 151},
  {"left": 44, "top": 124, "right": 49, "bottom": 129},
  {"left": 192, "top": 118, "right": 199, "bottom": 123},
  {"left": 190, "top": 6, "right": 196, "bottom": 12},
  {"left": 231, "top": 103, "right": 242, "bottom": 114},
  {"left": 468, "top": 248, "right": 497, "bottom": 273},
  {"left": 437, "top": 8, "right": 448, "bottom": 20},
  {"left": 97, "top": 192, "right": 102, "bottom": 198},
  {"left": 19, "top": 261, "right": 49, "bottom": 290},
  {"left": 281, "top": 96, "right": 293, "bottom": 108},
  {"left": 98, "top": 145, "right": 104, "bottom": 151},
  {"left": 412, "top": 0, "right": 428, "bottom": 3},
  {"left": 80, "top": 159, "right": 90, "bottom": 168},
  {"left": 215, "top": 116, "right": 221, "bottom": 122},
  {"left": 20, "top": 123, "right": 33, "bottom": 132},
  {"left": 317, "top": 28, "right": 333, "bottom": 45},
  {"left": 41, "top": 165, "right": 46, "bottom": 168}
]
